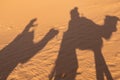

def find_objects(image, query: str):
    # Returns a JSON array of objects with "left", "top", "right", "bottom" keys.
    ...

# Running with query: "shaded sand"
[{"left": 0, "top": 0, "right": 120, "bottom": 80}]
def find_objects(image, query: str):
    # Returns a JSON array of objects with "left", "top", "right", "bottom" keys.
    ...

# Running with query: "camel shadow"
[
  {"left": 0, "top": 18, "right": 59, "bottom": 80},
  {"left": 49, "top": 7, "right": 119, "bottom": 80}
]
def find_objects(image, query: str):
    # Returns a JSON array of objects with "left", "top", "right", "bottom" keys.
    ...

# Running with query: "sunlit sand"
[{"left": 0, "top": 0, "right": 120, "bottom": 80}]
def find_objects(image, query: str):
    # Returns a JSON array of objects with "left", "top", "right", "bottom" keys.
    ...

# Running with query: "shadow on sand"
[
  {"left": 49, "top": 7, "right": 120, "bottom": 80},
  {"left": 0, "top": 18, "right": 59, "bottom": 80}
]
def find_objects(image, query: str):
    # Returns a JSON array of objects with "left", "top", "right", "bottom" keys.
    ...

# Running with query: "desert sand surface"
[{"left": 0, "top": 0, "right": 120, "bottom": 80}]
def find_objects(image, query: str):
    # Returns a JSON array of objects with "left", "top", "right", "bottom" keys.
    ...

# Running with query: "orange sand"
[{"left": 0, "top": 0, "right": 120, "bottom": 80}]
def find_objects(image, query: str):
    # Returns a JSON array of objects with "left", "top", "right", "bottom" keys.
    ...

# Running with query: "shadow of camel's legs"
[
  {"left": 64, "top": 69, "right": 77, "bottom": 80},
  {"left": 54, "top": 73, "right": 62, "bottom": 80},
  {"left": 0, "top": 70, "right": 10, "bottom": 80},
  {"left": 94, "top": 49, "right": 104, "bottom": 80},
  {"left": 54, "top": 69, "right": 77, "bottom": 80},
  {"left": 93, "top": 47, "right": 113, "bottom": 80}
]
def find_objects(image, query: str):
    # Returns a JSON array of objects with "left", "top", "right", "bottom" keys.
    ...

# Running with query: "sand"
[{"left": 0, "top": 0, "right": 120, "bottom": 80}]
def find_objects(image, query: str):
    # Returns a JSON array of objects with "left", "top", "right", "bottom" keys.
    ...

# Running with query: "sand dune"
[{"left": 0, "top": 0, "right": 120, "bottom": 80}]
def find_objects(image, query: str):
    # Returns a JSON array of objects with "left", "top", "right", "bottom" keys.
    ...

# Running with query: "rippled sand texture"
[{"left": 0, "top": 0, "right": 120, "bottom": 80}]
